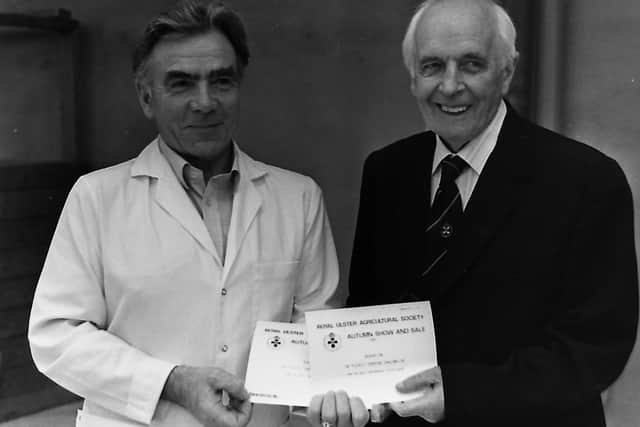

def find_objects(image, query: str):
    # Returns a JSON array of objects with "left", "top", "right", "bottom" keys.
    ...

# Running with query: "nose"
[
  {"left": 438, "top": 64, "right": 464, "bottom": 96},
  {"left": 189, "top": 82, "right": 218, "bottom": 112}
]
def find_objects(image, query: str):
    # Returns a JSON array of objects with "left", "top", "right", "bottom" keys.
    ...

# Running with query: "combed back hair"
[
  {"left": 401, "top": 0, "right": 517, "bottom": 78},
  {"left": 133, "top": 0, "right": 250, "bottom": 83}
]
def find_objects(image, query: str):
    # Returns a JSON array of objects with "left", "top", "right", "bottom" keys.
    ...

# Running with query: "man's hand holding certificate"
[
  {"left": 306, "top": 301, "right": 437, "bottom": 407},
  {"left": 245, "top": 302, "right": 437, "bottom": 408},
  {"left": 244, "top": 322, "right": 312, "bottom": 407}
]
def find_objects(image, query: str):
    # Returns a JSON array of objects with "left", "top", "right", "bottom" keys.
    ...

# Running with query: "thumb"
[
  {"left": 370, "top": 403, "right": 392, "bottom": 423},
  {"left": 396, "top": 366, "right": 441, "bottom": 393}
]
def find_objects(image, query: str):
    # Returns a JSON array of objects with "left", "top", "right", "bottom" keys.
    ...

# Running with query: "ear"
[
  {"left": 500, "top": 52, "right": 519, "bottom": 96},
  {"left": 410, "top": 74, "right": 418, "bottom": 97},
  {"left": 135, "top": 78, "right": 155, "bottom": 119}
]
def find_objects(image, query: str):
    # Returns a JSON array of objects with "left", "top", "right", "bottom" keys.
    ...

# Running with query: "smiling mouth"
[{"left": 437, "top": 104, "right": 470, "bottom": 115}]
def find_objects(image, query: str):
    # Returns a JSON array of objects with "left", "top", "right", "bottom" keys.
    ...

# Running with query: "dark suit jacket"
[{"left": 347, "top": 106, "right": 638, "bottom": 427}]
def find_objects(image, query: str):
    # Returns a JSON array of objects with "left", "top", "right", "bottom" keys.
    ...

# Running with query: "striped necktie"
[{"left": 422, "top": 154, "right": 469, "bottom": 278}]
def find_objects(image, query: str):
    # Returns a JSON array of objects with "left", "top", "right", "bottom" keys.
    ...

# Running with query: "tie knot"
[{"left": 440, "top": 155, "right": 468, "bottom": 185}]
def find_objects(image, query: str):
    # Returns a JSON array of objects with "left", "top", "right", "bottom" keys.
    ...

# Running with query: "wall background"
[
  {"left": 0, "top": 0, "right": 638, "bottom": 424},
  {"left": 559, "top": 1, "right": 640, "bottom": 425},
  {"left": 0, "top": 0, "right": 425, "bottom": 302}
]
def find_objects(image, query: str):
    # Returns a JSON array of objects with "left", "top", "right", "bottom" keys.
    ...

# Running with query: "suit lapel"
[
  {"left": 392, "top": 133, "right": 436, "bottom": 300},
  {"left": 401, "top": 133, "right": 436, "bottom": 229},
  {"left": 430, "top": 107, "right": 536, "bottom": 297}
]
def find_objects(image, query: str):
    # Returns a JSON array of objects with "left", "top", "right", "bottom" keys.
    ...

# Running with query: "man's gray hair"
[
  {"left": 133, "top": 0, "right": 250, "bottom": 85},
  {"left": 401, "top": 0, "right": 518, "bottom": 78}
]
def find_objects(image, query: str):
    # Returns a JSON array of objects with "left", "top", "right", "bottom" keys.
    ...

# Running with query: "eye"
[
  {"left": 211, "top": 77, "right": 238, "bottom": 92},
  {"left": 166, "top": 78, "right": 193, "bottom": 92},
  {"left": 418, "top": 61, "right": 442, "bottom": 77},
  {"left": 460, "top": 59, "right": 485, "bottom": 73}
]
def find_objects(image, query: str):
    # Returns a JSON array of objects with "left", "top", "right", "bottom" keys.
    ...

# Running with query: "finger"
[
  {"left": 211, "top": 369, "right": 250, "bottom": 400},
  {"left": 321, "top": 391, "right": 337, "bottom": 426},
  {"left": 225, "top": 384, "right": 250, "bottom": 402},
  {"left": 307, "top": 394, "right": 324, "bottom": 427},
  {"left": 335, "top": 391, "right": 351, "bottom": 427},
  {"left": 370, "top": 403, "right": 391, "bottom": 423},
  {"left": 396, "top": 366, "right": 441, "bottom": 393},
  {"left": 216, "top": 406, "right": 243, "bottom": 427},
  {"left": 219, "top": 402, "right": 252, "bottom": 427},
  {"left": 349, "top": 396, "right": 369, "bottom": 427},
  {"left": 390, "top": 397, "right": 423, "bottom": 418},
  {"left": 229, "top": 394, "right": 252, "bottom": 415},
  {"left": 237, "top": 399, "right": 252, "bottom": 424}
]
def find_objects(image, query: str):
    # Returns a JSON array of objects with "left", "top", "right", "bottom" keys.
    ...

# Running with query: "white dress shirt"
[
  {"left": 159, "top": 139, "right": 239, "bottom": 265},
  {"left": 431, "top": 100, "right": 507, "bottom": 209}
]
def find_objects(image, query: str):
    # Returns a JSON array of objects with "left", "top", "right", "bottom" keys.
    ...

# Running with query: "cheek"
[
  {"left": 476, "top": 74, "right": 506, "bottom": 99},
  {"left": 414, "top": 85, "right": 433, "bottom": 110},
  {"left": 156, "top": 103, "right": 185, "bottom": 124},
  {"left": 223, "top": 93, "right": 240, "bottom": 112},
  {"left": 412, "top": 79, "right": 432, "bottom": 100}
]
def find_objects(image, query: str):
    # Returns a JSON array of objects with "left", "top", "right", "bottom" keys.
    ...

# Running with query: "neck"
[
  {"left": 185, "top": 145, "right": 234, "bottom": 182},
  {"left": 440, "top": 138, "right": 468, "bottom": 153}
]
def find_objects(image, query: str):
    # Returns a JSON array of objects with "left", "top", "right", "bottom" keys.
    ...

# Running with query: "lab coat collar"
[
  {"left": 130, "top": 138, "right": 267, "bottom": 270},
  {"left": 131, "top": 138, "right": 268, "bottom": 182}
]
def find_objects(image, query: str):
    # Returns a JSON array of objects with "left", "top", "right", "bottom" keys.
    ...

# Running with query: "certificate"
[
  {"left": 245, "top": 302, "right": 437, "bottom": 408},
  {"left": 305, "top": 301, "right": 437, "bottom": 407},
  {"left": 244, "top": 321, "right": 313, "bottom": 406}
]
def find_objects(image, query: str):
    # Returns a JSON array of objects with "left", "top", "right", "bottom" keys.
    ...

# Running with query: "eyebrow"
[
  {"left": 418, "top": 52, "right": 487, "bottom": 62},
  {"left": 460, "top": 53, "right": 487, "bottom": 61},
  {"left": 164, "top": 66, "right": 238, "bottom": 81},
  {"left": 418, "top": 56, "right": 443, "bottom": 63}
]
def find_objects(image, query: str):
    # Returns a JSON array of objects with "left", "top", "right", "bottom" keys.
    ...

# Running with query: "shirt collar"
[
  {"left": 158, "top": 137, "right": 240, "bottom": 191},
  {"left": 432, "top": 100, "right": 507, "bottom": 176}
]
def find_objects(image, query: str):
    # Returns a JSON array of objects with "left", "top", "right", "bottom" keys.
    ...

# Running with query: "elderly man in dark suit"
[{"left": 308, "top": 0, "right": 638, "bottom": 426}]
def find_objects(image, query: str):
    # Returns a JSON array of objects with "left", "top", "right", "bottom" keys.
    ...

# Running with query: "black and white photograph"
[{"left": 0, "top": 1, "right": 639, "bottom": 426}]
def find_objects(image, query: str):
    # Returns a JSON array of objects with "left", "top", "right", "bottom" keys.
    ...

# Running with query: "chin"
[{"left": 192, "top": 139, "right": 228, "bottom": 150}]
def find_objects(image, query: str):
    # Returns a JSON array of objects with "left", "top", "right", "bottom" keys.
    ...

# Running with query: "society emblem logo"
[
  {"left": 268, "top": 335, "right": 283, "bottom": 349},
  {"left": 323, "top": 332, "right": 341, "bottom": 351}
]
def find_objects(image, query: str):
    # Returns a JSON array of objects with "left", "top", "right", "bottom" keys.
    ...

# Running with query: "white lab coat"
[{"left": 28, "top": 139, "right": 339, "bottom": 427}]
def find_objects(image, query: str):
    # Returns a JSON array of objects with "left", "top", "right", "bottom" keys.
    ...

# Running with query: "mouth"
[
  {"left": 436, "top": 104, "right": 470, "bottom": 115},
  {"left": 185, "top": 123, "right": 222, "bottom": 130}
]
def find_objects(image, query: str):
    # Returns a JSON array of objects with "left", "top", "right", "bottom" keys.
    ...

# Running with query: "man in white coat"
[{"left": 28, "top": 1, "right": 339, "bottom": 426}]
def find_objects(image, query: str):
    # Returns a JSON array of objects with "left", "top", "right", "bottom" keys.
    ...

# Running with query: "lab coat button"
[
  {"left": 221, "top": 344, "right": 229, "bottom": 352},
  {"left": 221, "top": 288, "right": 227, "bottom": 296}
]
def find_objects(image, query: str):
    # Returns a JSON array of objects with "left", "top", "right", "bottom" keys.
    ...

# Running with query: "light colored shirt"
[
  {"left": 159, "top": 139, "right": 239, "bottom": 265},
  {"left": 28, "top": 138, "right": 340, "bottom": 427},
  {"left": 431, "top": 100, "right": 507, "bottom": 209}
]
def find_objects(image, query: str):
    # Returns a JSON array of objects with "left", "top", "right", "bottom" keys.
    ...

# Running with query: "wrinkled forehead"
[
  {"left": 147, "top": 30, "right": 238, "bottom": 75},
  {"left": 415, "top": 0, "right": 498, "bottom": 57}
]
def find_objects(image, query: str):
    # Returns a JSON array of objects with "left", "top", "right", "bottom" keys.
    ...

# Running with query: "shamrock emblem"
[
  {"left": 268, "top": 335, "right": 283, "bottom": 349},
  {"left": 324, "top": 332, "right": 341, "bottom": 351}
]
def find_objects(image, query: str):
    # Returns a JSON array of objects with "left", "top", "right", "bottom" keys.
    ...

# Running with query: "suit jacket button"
[{"left": 440, "top": 223, "right": 453, "bottom": 238}]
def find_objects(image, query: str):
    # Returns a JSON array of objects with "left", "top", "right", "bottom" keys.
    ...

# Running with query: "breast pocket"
[{"left": 253, "top": 261, "right": 300, "bottom": 322}]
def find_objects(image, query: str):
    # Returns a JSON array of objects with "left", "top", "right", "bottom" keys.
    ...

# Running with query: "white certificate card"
[
  {"left": 305, "top": 301, "right": 437, "bottom": 407},
  {"left": 245, "top": 321, "right": 313, "bottom": 406}
]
